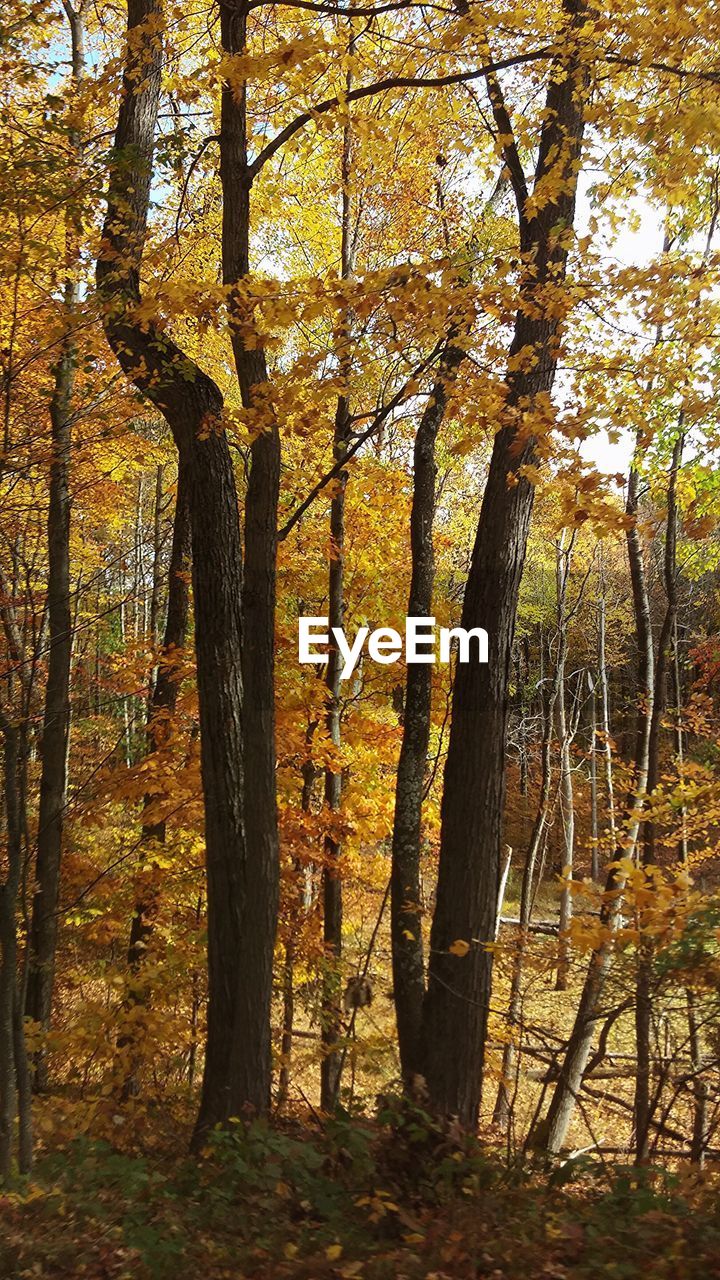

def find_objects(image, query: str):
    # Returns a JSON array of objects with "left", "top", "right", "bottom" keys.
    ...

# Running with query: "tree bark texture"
[
  {"left": 420, "top": 0, "right": 589, "bottom": 1126},
  {"left": 391, "top": 346, "right": 464, "bottom": 1084},
  {"left": 97, "top": 0, "right": 272, "bottom": 1140},
  {"left": 219, "top": 1, "right": 281, "bottom": 1124}
]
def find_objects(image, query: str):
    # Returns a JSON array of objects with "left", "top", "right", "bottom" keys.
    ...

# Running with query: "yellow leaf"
[
  {"left": 326, "top": 1243, "right": 343, "bottom": 1261},
  {"left": 449, "top": 939, "right": 470, "bottom": 957}
]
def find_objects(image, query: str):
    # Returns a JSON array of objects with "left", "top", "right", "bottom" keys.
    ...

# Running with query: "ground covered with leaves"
[{"left": 2, "top": 1100, "right": 720, "bottom": 1280}]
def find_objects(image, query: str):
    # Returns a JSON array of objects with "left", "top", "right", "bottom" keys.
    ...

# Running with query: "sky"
[{"left": 575, "top": 181, "right": 665, "bottom": 479}]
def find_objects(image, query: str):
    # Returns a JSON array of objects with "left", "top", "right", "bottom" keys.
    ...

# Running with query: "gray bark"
[{"left": 555, "top": 533, "right": 575, "bottom": 992}]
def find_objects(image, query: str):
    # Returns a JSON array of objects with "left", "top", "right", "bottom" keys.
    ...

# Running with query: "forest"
[{"left": 1, "top": 0, "right": 720, "bottom": 1274}]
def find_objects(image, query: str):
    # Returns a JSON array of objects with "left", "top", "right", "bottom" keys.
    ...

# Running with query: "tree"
[
  {"left": 25, "top": 0, "right": 86, "bottom": 1084},
  {"left": 420, "top": 0, "right": 590, "bottom": 1126},
  {"left": 97, "top": 0, "right": 259, "bottom": 1137},
  {"left": 539, "top": 441, "right": 655, "bottom": 1154},
  {"left": 391, "top": 339, "right": 465, "bottom": 1084}
]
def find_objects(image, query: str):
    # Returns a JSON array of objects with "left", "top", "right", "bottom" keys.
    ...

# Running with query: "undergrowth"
[{"left": 1, "top": 1097, "right": 719, "bottom": 1279}]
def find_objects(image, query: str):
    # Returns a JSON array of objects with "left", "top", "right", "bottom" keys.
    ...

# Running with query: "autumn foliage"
[{"left": 1, "top": 0, "right": 720, "bottom": 1272}]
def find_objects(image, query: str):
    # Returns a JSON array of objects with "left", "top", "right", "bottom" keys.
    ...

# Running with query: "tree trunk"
[
  {"left": 597, "top": 555, "right": 616, "bottom": 852},
  {"left": 25, "top": 299, "right": 75, "bottom": 1068},
  {"left": 391, "top": 346, "right": 464, "bottom": 1084},
  {"left": 539, "top": 449, "right": 654, "bottom": 1155},
  {"left": 518, "top": 638, "right": 529, "bottom": 801},
  {"left": 119, "top": 467, "right": 191, "bottom": 1094},
  {"left": 320, "top": 404, "right": 348, "bottom": 1107},
  {"left": 634, "top": 428, "right": 683, "bottom": 1162},
  {"left": 321, "top": 91, "right": 355, "bottom": 1111},
  {"left": 0, "top": 719, "right": 33, "bottom": 1178},
  {"left": 673, "top": 623, "right": 707, "bottom": 1160},
  {"left": 686, "top": 990, "right": 708, "bottom": 1165},
  {"left": 493, "top": 628, "right": 557, "bottom": 1130},
  {"left": 672, "top": 618, "right": 688, "bottom": 865},
  {"left": 555, "top": 533, "right": 575, "bottom": 992},
  {"left": 97, "top": 0, "right": 263, "bottom": 1141},
  {"left": 419, "top": 0, "right": 588, "bottom": 1126},
  {"left": 147, "top": 464, "right": 164, "bottom": 685},
  {"left": 589, "top": 672, "right": 599, "bottom": 881},
  {"left": 277, "top": 748, "right": 316, "bottom": 1109},
  {"left": 218, "top": 0, "right": 281, "bottom": 1127},
  {"left": 25, "top": 0, "right": 85, "bottom": 1084}
]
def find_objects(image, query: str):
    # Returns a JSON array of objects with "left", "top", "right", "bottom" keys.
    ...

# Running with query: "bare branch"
[{"left": 174, "top": 134, "right": 220, "bottom": 242}]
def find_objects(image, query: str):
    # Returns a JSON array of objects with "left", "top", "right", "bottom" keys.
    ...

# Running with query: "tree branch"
[
  {"left": 483, "top": 65, "right": 528, "bottom": 215},
  {"left": 249, "top": 49, "right": 552, "bottom": 178},
  {"left": 277, "top": 340, "right": 447, "bottom": 541},
  {"left": 248, "top": 48, "right": 720, "bottom": 181},
  {"left": 174, "top": 133, "right": 220, "bottom": 242},
  {"left": 248, "top": 0, "right": 445, "bottom": 13}
]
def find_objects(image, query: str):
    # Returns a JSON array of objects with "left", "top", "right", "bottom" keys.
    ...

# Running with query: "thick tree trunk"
[
  {"left": 420, "top": 4, "right": 588, "bottom": 1123},
  {"left": 540, "top": 452, "right": 654, "bottom": 1154},
  {"left": 218, "top": 0, "right": 281, "bottom": 1126},
  {"left": 97, "top": 0, "right": 265, "bottom": 1141},
  {"left": 391, "top": 346, "right": 464, "bottom": 1084}
]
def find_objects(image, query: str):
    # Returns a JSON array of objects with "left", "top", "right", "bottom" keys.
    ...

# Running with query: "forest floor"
[
  {"left": 2, "top": 1099, "right": 720, "bottom": 1280},
  {"left": 1, "top": 879, "right": 709, "bottom": 1279}
]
